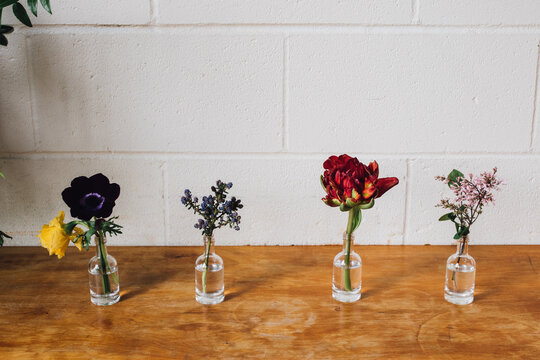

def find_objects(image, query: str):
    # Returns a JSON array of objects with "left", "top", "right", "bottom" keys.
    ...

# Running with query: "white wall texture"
[{"left": 1, "top": 1, "right": 540, "bottom": 246}]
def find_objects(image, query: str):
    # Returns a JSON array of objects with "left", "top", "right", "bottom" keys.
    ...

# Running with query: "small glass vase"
[
  {"left": 444, "top": 235, "right": 476, "bottom": 305},
  {"left": 195, "top": 235, "right": 224, "bottom": 305},
  {"left": 333, "top": 232, "right": 362, "bottom": 303},
  {"left": 88, "top": 236, "right": 120, "bottom": 306}
]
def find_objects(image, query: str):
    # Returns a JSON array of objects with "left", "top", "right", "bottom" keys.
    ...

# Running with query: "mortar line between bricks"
[
  {"left": 412, "top": 0, "right": 420, "bottom": 25},
  {"left": 402, "top": 159, "right": 411, "bottom": 245},
  {"left": 282, "top": 36, "right": 289, "bottom": 152},
  {"left": 529, "top": 40, "right": 540, "bottom": 151},
  {"left": 149, "top": 0, "right": 159, "bottom": 25},
  {"left": 24, "top": 35, "right": 38, "bottom": 151},
  {"left": 12, "top": 24, "right": 540, "bottom": 35},
  {"left": 2, "top": 152, "right": 540, "bottom": 161}
]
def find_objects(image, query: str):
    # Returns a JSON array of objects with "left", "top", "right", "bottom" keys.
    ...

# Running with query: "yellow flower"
[{"left": 38, "top": 211, "right": 84, "bottom": 259}]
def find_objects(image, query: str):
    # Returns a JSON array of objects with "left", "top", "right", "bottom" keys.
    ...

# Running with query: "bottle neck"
[
  {"left": 343, "top": 232, "right": 355, "bottom": 252},
  {"left": 456, "top": 235, "right": 469, "bottom": 256},
  {"left": 95, "top": 235, "right": 108, "bottom": 258},
  {"left": 203, "top": 235, "right": 215, "bottom": 255}
]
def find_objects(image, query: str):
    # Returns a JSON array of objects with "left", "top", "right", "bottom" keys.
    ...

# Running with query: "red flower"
[{"left": 321, "top": 154, "right": 399, "bottom": 211}]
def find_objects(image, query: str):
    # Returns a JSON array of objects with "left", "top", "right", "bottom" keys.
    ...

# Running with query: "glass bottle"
[
  {"left": 88, "top": 236, "right": 120, "bottom": 306},
  {"left": 333, "top": 232, "right": 362, "bottom": 303},
  {"left": 444, "top": 235, "right": 476, "bottom": 305},
  {"left": 195, "top": 235, "right": 224, "bottom": 305}
]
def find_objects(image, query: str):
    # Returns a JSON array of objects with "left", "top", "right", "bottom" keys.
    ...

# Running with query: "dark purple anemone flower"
[{"left": 62, "top": 173, "right": 120, "bottom": 221}]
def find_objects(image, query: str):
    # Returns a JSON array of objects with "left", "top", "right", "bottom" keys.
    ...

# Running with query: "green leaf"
[
  {"left": 0, "top": 33, "right": 7, "bottom": 46},
  {"left": 447, "top": 169, "right": 464, "bottom": 188},
  {"left": 438, "top": 212, "right": 456, "bottom": 221},
  {"left": 350, "top": 207, "right": 362, "bottom": 233},
  {"left": 13, "top": 3, "right": 32, "bottom": 27},
  {"left": 0, "top": 172, "right": 5, "bottom": 179},
  {"left": 357, "top": 198, "right": 375, "bottom": 210},
  {"left": 27, "top": 0, "right": 37, "bottom": 16},
  {"left": 320, "top": 175, "right": 326, "bottom": 191},
  {"left": 0, "top": 230, "right": 13, "bottom": 247},
  {"left": 339, "top": 202, "right": 351, "bottom": 212},
  {"left": 0, "top": 0, "right": 18, "bottom": 9},
  {"left": 0, "top": 25, "right": 14, "bottom": 34},
  {"left": 345, "top": 198, "right": 356, "bottom": 209},
  {"left": 453, "top": 225, "right": 470, "bottom": 240},
  {"left": 39, "top": 0, "right": 50, "bottom": 14}
]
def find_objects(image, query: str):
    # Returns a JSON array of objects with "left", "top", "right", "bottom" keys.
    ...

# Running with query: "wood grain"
[{"left": 0, "top": 245, "right": 539, "bottom": 359}]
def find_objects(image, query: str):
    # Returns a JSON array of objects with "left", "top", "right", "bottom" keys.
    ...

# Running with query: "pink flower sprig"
[{"left": 436, "top": 168, "right": 504, "bottom": 239}]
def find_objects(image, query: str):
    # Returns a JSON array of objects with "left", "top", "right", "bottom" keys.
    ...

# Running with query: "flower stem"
[
  {"left": 202, "top": 237, "right": 212, "bottom": 293},
  {"left": 452, "top": 236, "right": 466, "bottom": 285},
  {"left": 96, "top": 232, "right": 111, "bottom": 295},
  {"left": 343, "top": 210, "right": 355, "bottom": 292}
]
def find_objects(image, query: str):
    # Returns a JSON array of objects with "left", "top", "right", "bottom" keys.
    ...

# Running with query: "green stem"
[
  {"left": 452, "top": 237, "right": 466, "bottom": 284},
  {"left": 202, "top": 237, "right": 212, "bottom": 293},
  {"left": 96, "top": 232, "right": 111, "bottom": 294},
  {"left": 343, "top": 210, "right": 355, "bottom": 292}
]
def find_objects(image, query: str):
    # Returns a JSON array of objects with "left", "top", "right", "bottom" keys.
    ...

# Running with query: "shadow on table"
[{"left": 118, "top": 251, "right": 193, "bottom": 303}]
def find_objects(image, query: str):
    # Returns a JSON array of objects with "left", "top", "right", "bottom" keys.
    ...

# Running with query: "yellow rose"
[{"left": 38, "top": 211, "right": 84, "bottom": 259}]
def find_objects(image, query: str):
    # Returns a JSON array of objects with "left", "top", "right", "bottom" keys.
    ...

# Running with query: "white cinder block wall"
[{"left": 1, "top": 1, "right": 540, "bottom": 246}]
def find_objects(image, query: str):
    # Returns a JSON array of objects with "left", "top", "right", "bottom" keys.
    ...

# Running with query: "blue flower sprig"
[{"left": 181, "top": 180, "right": 243, "bottom": 237}]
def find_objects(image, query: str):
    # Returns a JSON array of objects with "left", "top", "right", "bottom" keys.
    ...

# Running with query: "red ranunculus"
[{"left": 321, "top": 154, "right": 399, "bottom": 211}]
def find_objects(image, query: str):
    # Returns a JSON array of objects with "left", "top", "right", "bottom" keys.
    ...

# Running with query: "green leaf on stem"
[
  {"left": 0, "top": 171, "right": 5, "bottom": 179},
  {"left": 0, "top": 25, "right": 14, "bottom": 34},
  {"left": 439, "top": 212, "right": 456, "bottom": 221},
  {"left": 357, "top": 198, "right": 375, "bottom": 210},
  {"left": 447, "top": 169, "right": 464, "bottom": 188},
  {"left": 39, "top": 0, "right": 50, "bottom": 14},
  {"left": 0, "top": 0, "right": 18, "bottom": 9},
  {"left": 0, "top": 230, "right": 13, "bottom": 246},
  {"left": 339, "top": 202, "right": 351, "bottom": 212},
  {"left": 27, "top": 0, "right": 37, "bottom": 16},
  {"left": 320, "top": 175, "right": 326, "bottom": 191},
  {"left": 453, "top": 225, "right": 470, "bottom": 239},
  {"left": 345, "top": 198, "right": 356, "bottom": 209},
  {"left": 13, "top": 3, "right": 32, "bottom": 27},
  {"left": 350, "top": 207, "right": 362, "bottom": 233}
]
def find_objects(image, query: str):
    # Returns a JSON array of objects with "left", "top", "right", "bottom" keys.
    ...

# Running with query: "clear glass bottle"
[
  {"left": 333, "top": 232, "right": 362, "bottom": 303},
  {"left": 444, "top": 235, "right": 476, "bottom": 305},
  {"left": 88, "top": 236, "right": 120, "bottom": 306},
  {"left": 195, "top": 235, "right": 224, "bottom": 305}
]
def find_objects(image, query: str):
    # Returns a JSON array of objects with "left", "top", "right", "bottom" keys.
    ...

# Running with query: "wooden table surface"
[{"left": 0, "top": 245, "right": 539, "bottom": 359}]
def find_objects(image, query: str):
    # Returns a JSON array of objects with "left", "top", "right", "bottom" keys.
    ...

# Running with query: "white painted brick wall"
[
  {"left": 158, "top": 0, "right": 413, "bottom": 25},
  {"left": 4, "top": 0, "right": 150, "bottom": 25},
  {"left": 1, "top": 2, "right": 540, "bottom": 246}
]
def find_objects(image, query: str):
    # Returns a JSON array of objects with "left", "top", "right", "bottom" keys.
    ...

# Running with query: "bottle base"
[
  {"left": 90, "top": 290, "right": 120, "bottom": 306},
  {"left": 196, "top": 289, "right": 224, "bottom": 305},
  {"left": 444, "top": 290, "right": 474, "bottom": 305},
  {"left": 332, "top": 287, "right": 361, "bottom": 303}
]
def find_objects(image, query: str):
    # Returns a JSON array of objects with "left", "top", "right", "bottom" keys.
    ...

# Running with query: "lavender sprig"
[{"left": 181, "top": 180, "right": 243, "bottom": 237}]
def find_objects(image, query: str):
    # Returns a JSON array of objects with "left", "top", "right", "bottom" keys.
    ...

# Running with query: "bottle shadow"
[{"left": 117, "top": 249, "right": 194, "bottom": 303}]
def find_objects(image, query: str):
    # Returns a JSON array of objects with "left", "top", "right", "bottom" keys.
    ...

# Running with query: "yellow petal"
[{"left": 37, "top": 211, "right": 72, "bottom": 259}]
